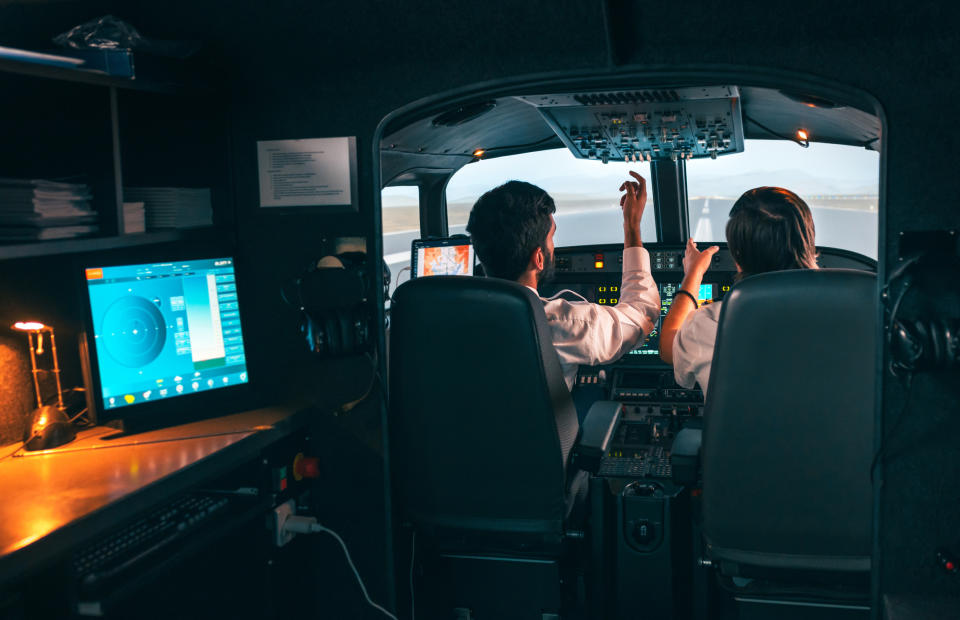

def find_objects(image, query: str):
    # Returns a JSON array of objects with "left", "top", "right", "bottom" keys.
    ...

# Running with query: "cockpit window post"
[
  {"left": 421, "top": 176, "right": 451, "bottom": 237},
  {"left": 650, "top": 159, "right": 690, "bottom": 244}
]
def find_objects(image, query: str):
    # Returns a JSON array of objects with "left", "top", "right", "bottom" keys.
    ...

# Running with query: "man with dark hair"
[
  {"left": 466, "top": 173, "right": 660, "bottom": 390},
  {"left": 659, "top": 186, "right": 818, "bottom": 394}
]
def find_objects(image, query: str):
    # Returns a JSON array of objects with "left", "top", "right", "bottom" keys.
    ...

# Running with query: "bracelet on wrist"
[{"left": 674, "top": 289, "right": 699, "bottom": 308}]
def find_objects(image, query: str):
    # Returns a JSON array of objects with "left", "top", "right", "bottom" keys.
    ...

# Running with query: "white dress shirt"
[
  {"left": 672, "top": 300, "right": 723, "bottom": 396},
  {"left": 529, "top": 246, "right": 660, "bottom": 390}
]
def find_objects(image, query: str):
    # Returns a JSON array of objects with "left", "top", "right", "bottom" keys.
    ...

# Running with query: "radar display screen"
[
  {"left": 84, "top": 257, "right": 249, "bottom": 411},
  {"left": 411, "top": 237, "right": 475, "bottom": 277}
]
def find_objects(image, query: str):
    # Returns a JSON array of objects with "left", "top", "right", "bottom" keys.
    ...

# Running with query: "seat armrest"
[
  {"left": 572, "top": 401, "right": 622, "bottom": 474},
  {"left": 671, "top": 426, "right": 702, "bottom": 486}
]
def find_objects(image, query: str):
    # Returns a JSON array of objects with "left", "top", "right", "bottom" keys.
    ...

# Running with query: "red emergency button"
[{"left": 293, "top": 453, "right": 321, "bottom": 481}]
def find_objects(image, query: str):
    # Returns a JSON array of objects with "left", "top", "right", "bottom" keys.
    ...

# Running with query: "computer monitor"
[
  {"left": 410, "top": 237, "right": 475, "bottom": 278},
  {"left": 82, "top": 255, "right": 251, "bottom": 424},
  {"left": 596, "top": 282, "right": 718, "bottom": 360}
]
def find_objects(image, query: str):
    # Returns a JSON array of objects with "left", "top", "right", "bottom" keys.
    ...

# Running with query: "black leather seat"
[
  {"left": 389, "top": 276, "right": 620, "bottom": 619},
  {"left": 701, "top": 269, "right": 876, "bottom": 617}
]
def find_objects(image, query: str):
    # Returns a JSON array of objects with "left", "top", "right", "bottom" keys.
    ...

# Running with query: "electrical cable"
[
  {"left": 883, "top": 254, "right": 922, "bottom": 295},
  {"left": 11, "top": 427, "right": 262, "bottom": 459},
  {"left": 542, "top": 288, "right": 590, "bottom": 303},
  {"left": 283, "top": 515, "right": 398, "bottom": 620},
  {"left": 870, "top": 371, "right": 915, "bottom": 478},
  {"left": 279, "top": 278, "right": 298, "bottom": 308},
  {"left": 66, "top": 407, "right": 88, "bottom": 424},
  {"left": 883, "top": 254, "right": 922, "bottom": 377},
  {"left": 885, "top": 278, "right": 914, "bottom": 377},
  {"left": 337, "top": 352, "right": 380, "bottom": 415},
  {"left": 743, "top": 113, "right": 809, "bottom": 148},
  {"left": 391, "top": 266, "right": 411, "bottom": 300},
  {"left": 872, "top": 252, "right": 921, "bottom": 472},
  {"left": 313, "top": 524, "right": 398, "bottom": 620}
]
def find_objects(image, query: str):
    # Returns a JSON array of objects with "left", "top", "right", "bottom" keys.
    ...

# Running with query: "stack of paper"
[
  {"left": 124, "top": 187, "right": 213, "bottom": 230},
  {"left": 122, "top": 202, "right": 146, "bottom": 234},
  {"left": 0, "top": 178, "right": 98, "bottom": 242}
]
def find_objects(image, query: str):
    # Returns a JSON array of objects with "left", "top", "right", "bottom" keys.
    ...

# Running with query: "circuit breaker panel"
[{"left": 516, "top": 86, "right": 744, "bottom": 163}]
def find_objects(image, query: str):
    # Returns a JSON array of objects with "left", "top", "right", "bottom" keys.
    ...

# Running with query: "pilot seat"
[
  {"left": 389, "top": 275, "right": 621, "bottom": 619},
  {"left": 699, "top": 269, "right": 877, "bottom": 619}
]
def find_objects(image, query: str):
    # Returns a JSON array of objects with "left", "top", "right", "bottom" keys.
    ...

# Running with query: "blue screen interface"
[
  {"left": 596, "top": 282, "right": 718, "bottom": 357},
  {"left": 85, "top": 257, "right": 249, "bottom": 410}
]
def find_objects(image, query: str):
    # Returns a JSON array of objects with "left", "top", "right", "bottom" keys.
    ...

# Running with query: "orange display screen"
[{"left": 413, "top": 240, "right": 475, "bottom": 277}]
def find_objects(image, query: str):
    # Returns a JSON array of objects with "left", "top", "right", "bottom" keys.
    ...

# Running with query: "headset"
[
  {"left": 885, "top": 239, "right": 960, "bottom": 374},
  {"left": 890, "top": 317, "right": 959, "bottom": 373},
  {"left": 283, "top": 253, "right": 390, "bottom": 357}
]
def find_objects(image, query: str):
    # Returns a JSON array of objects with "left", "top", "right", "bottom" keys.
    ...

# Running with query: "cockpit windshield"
[
  {"left": 687, "top": 139, "right": 879, "bottom": 258},
  {"left": 443, "top": 140, "right": 878, "bottom": 259},
  {"left": 445, "top": 148, "right": 658, "bottom": 246}
]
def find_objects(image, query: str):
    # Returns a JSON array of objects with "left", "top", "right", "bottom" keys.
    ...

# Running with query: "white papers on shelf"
[
  {"left": 0, "top": 177, "right": 98, "bottom": 241},
  {"left": 123, "top": 187, "right": 213, "bottom": 230},
  {"left": 122, "top": 201, "right": 146, "bottom": 233}
]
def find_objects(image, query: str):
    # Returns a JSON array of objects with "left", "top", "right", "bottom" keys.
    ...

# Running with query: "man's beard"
[{"left": 536, "top": 249, "right": 555, "bottom": 286}]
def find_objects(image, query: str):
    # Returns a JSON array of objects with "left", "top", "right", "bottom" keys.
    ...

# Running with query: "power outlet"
[{"left": 272, "top": 499, "right": 297, "bottom": 547}]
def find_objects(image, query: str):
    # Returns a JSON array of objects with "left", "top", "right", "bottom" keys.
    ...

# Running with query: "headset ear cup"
[
  {"left": 356, "top": 312, "right": 366, "bottom": 352},
  {"left": 301, "top": 311, "right": 323, "bottom": 354},
  {"left": 299, "top": 312, "right": 312, "bottom": 352},
  {"left": 339, "top": 309, "right": 354, "bottom": 355},
  {"left": 930, "top": 319, "right": 960, "bottom": 368},
  {"left": 893, "top": 320, "right": 924, "bottom": 371},
  {"left": 947, "top": 321, "right": 960, "bottom": 366},
  {"left": 331, "top": 311, "right": 342, "bottom": 356},
  {"left": 917, "top": 321, "right": 946, "bottom": 368}
]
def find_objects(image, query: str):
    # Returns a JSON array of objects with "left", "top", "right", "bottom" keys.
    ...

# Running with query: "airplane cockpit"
[
  {"left": 381, "top": 81, "right": 882, "bottom": 618},
  {"left": 3, "top": 5, "right": 960, "bottom": 620}
]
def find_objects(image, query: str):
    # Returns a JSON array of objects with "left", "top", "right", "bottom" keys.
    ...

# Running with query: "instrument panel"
[
  {"left": 544, "top": 244, "right": 735, "bottom": 365},
  {"left": 553, "top": 243, "right": 876, "bottom": 480},
  {"left": 541, "top": 243, "right": 875, "bottom": 366}
]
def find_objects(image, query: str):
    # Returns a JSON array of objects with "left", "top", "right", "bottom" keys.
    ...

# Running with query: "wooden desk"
[{"left": 0, "top": 405, "right": 310, "bottom": 587}]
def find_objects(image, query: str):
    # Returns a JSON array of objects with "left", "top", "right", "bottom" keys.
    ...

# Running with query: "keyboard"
[{"left": 72, "top": 493, "right": 234, "bottom": 594}]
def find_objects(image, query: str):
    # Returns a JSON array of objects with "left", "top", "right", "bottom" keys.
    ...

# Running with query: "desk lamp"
[{"left": 12, "top": 321, "right": 75, "bottom": 451}]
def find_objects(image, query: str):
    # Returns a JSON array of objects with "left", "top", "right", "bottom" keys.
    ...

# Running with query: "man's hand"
[
  {"left": 619, "top": 171, "right": 647, "bottom": 248},
  {"left": 682, "top": 238, "right": 719, "bottom": 278}
]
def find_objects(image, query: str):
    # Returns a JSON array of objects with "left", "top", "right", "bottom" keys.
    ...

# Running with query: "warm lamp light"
[
  {"left": 13, "top": 321, "right": 47, "bottom": 331},
  {"left": 10, "top": 320, "right": 75, "bottom": 451},
  {"left": 796, "top": 129, "right": 810, "bottom": 147},
  {"left": 472, "top": 148, "right": 485, "bottom": 159}
]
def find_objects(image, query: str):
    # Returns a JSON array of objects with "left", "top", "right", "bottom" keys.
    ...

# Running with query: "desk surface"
[{"left": 0, "top": 405, "right": 307, "bottom": 585}]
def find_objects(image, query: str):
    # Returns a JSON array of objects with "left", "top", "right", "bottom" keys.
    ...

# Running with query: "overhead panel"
[{"left": 516, "top": 86, "right": 745, "bottom": 163}]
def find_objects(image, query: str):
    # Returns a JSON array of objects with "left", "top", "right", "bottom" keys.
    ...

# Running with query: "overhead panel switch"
[{"left": 515, "top": 86, "right": 745, "bottom": 163}]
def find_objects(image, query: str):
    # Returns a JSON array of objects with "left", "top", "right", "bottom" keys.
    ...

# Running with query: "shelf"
[
  {"left": 0, "top": 51, "right": 191, "bottom": 95},
  {"left": 0, "top": 228, "right": 220, "bottom": 260},
  {"left": 0, "top": 47, "right": 226, "bottom": 263}
]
